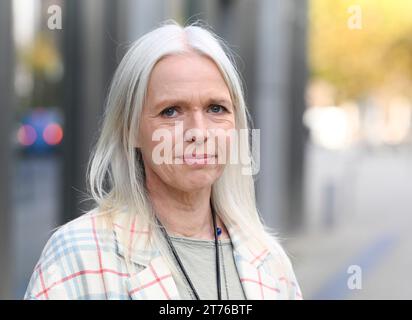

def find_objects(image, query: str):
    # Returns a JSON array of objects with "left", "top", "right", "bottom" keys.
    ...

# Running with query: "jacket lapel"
[
  {"left": 127, "top": 255, "right": 181, "bottom": 300},
  {"left": 111, "top": 212, "right": 176, "bottom": 299},
  {"left": 227, "top": 223, "right": 286, "bottom": 300},
  {"left": 113, "top": 212, "right": 282, "bottom": 300}
]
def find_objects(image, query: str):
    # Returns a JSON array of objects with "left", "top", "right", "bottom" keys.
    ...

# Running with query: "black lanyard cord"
[
  {"left": 213, "top": 205, "right": 222, "bottom": 300},
  {"left": 156, "top": 204, "right": 222, "bottom": 300}
]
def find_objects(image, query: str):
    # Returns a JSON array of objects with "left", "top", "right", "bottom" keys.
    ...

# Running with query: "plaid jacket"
[{"left": 24, "top": 209, "right": 303, "bottom": 300}]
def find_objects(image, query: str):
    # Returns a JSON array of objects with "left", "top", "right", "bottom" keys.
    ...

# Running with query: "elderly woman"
[{"left": 24, "top": 21, "right": 302, "bottom": 300}]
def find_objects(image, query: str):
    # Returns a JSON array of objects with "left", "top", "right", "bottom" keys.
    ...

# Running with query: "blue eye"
[
  {"left": 208, "top": 104, "right": 227, "bottom": 113},
  {"left": 161, "top": 107, "right": 178, "bottom": 117}
]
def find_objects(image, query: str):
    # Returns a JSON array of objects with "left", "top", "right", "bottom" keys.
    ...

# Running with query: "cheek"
[
  {"left": 137, "top": 121, "right": 152, "bottom": 149},
  {"left": 140, "top": 134, "right": 180, "bottom": 178},
  {"left": 142, "top": 153, "right": 177, "bottom": 184},
  {"left": 139, "top": 125, "right": 175, "bottom": 160}
]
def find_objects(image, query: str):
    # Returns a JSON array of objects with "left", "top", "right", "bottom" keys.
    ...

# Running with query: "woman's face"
[{"left": 137, "top": 52, "right": 236, "bottom": 192}]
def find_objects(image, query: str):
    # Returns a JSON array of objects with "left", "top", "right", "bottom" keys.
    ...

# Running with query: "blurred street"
[
  {"left": 286, "top": 143, "right": 412, "bottom": 299},
  {"left": 12, "top": 155, "right": 61, "bottom": 298}
]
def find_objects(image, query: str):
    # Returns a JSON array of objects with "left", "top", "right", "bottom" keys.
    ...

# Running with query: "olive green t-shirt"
[{"left": 169, "top": 235, "right": 246, "bottom": 300}]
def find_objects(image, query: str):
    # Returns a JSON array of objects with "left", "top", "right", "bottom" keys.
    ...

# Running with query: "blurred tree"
[
  {"left": 309, "top": 0, "right": 412, "bottom": 102},
  {"left": 20, "top": 32, "right": 63, "bottom": 109}
]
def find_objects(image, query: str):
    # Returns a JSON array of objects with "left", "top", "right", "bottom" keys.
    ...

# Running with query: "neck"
[{"left": 145, "top": 172, "right": 228, "bottom": 240}]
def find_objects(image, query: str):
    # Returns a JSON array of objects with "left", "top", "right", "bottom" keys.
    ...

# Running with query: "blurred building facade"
[{"left": 0, "top": 0, "right": 14, "bottom": 300}]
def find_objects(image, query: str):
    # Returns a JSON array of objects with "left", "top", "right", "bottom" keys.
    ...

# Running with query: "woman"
[{"left": 24, "top": 21, "right": 302, "bottom": 300}]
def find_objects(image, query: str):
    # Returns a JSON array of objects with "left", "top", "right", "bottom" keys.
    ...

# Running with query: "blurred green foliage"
[{"left": 309, "top": 0, "right": 412, "bottom": 102}]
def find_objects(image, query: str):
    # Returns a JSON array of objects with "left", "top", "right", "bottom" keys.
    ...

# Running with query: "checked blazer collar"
[{"left": 112, "top": 211, "right": 281, "bottom": 300}]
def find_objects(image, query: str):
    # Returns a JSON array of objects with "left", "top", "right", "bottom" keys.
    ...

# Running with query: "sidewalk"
[{"left": 283, "top": 144, "right": 412, "bottom": 299}]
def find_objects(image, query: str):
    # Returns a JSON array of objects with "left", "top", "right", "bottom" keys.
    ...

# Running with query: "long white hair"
[{"left": 87, "top": 20, "right": 280, "bottom": 288}]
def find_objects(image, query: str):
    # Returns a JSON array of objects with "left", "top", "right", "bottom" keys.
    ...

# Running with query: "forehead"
[{"left": 147, "top": 53, "right": 231, "bottom": 97}]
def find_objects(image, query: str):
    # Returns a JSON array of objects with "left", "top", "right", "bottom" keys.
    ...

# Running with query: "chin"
[{"left": 176, "top": 172, "right": 219, "bottom": 191}]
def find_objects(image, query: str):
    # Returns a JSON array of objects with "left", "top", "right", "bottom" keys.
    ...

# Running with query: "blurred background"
[{"left": 1, "top": 0, "right": 412, "bottom": 299}]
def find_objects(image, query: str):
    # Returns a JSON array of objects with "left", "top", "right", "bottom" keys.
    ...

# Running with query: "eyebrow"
[{"left": 153, "top": 97, "right": 233, "bottom": 110}]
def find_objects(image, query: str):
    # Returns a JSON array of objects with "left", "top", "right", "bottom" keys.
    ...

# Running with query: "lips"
[
  {"left": 183, "top": 154, "right": 215, "bottom": 159},
  {"left": 179, "top": 154, "right": 217, "bottom": 165}
]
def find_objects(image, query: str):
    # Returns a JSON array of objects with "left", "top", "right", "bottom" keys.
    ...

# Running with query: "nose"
[{"left": 184, "top": 111, "right": 209, "bottom": 144}]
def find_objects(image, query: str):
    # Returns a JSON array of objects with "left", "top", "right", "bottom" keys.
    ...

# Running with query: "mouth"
[{"left": 178, "top": 154, "right": 217, "bottom": 165}]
